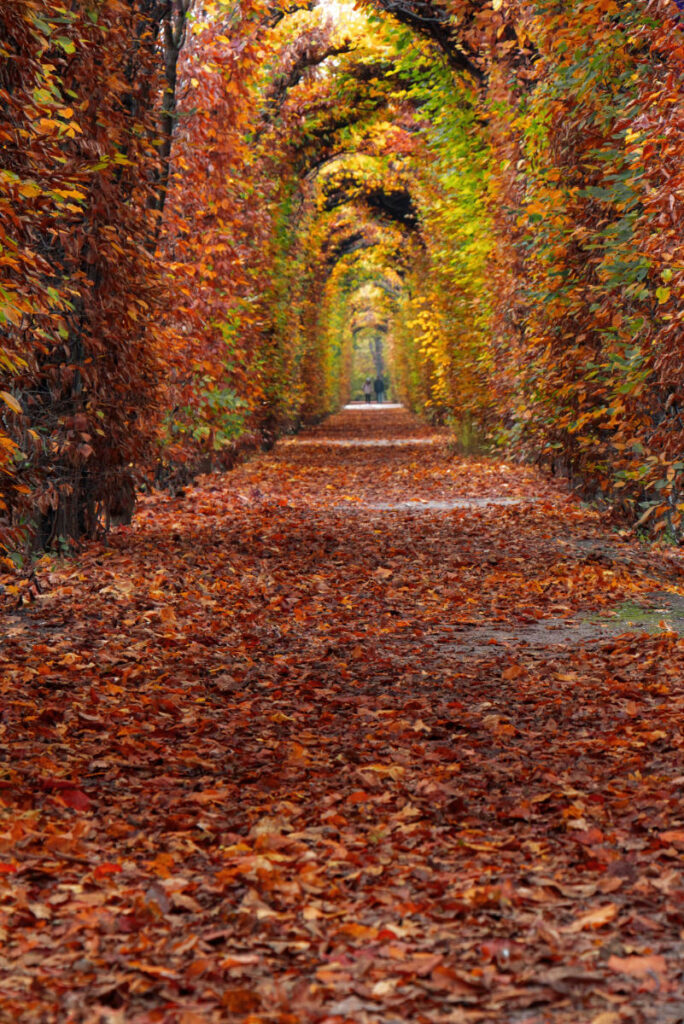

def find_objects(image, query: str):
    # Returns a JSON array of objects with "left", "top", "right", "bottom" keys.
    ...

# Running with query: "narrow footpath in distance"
[{"left": 1, "top": 405, "right": 683, "bottom": 1023}]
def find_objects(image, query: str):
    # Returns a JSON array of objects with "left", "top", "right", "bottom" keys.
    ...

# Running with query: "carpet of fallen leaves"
[{"left": 1, "top": 405, "right": 684, "bottom": 1024}]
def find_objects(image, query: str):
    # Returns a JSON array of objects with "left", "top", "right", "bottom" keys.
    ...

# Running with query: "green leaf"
[
  {"left": 32, "top": 16, "right": 51, "bottom": 36},
  {"left": 56, "top": 37, "right": 76, "bottom": 54}
]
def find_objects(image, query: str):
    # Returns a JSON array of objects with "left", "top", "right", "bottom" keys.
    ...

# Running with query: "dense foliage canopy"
[{"left": 1, "top": 0, "right": 682, "bottom": 558}]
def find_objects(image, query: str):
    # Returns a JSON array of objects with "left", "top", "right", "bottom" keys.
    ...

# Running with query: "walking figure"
[
  {"left": 374, "top": 374, "right": 385, "bottom": 403},
  {"left": 362, "top": 377, "right": 372, "bottom": 404}
]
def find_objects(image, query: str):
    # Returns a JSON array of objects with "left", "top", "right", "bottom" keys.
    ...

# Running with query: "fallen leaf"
[
  {"left": 567, "top": 903, "right": 618, "bottom": 932},
  {"left": 607, "top": 954, "right": 669, "bottom": 991}
]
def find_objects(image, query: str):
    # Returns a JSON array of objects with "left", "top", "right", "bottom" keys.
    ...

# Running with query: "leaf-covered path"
[{"left": 2, "top": 406, "right": 684, "bottom": 1024}]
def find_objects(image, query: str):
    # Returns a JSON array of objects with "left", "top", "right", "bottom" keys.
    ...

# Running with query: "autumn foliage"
[
  {"left": 2, "top": 6, "right": 684, "bottom": 1012},
  {"left": 1, "top": 406, "right": 684, "bottom": 1020},
  {"left": 0, "top": 0, "right": 683, "bottom": 556},
  {"left": 0, "top": 2, "right": 164, "bottom": 558}
]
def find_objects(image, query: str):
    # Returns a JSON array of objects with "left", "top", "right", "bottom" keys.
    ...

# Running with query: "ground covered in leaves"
[{"left": 1, "top": 406, "right": 684, "bottom": 1024}]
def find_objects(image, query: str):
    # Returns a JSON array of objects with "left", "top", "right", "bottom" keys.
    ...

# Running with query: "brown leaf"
[{"left": 607, "top": 954, "right": 669, "bottom": 991}]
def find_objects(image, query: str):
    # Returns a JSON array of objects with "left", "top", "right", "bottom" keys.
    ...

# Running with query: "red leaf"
[
  {"left": 94, "top": 862, "right": 122, "bottom": 879},
  {"left": 59, "top": 787, "right": 91, "bottom": 811}
]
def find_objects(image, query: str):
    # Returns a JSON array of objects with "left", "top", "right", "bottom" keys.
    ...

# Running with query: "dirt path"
[{"left": 1, "top": 406, "right": 683, "bottom": 1023}]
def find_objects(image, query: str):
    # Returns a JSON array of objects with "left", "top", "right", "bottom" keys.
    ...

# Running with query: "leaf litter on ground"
[{"left": 0, "top": 406, "right": 683, "bottom": 1023}]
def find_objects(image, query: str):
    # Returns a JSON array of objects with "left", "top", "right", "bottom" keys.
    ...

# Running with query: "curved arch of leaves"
[{"left": 1, "top": 0, "right": 683, "bottom": 559}]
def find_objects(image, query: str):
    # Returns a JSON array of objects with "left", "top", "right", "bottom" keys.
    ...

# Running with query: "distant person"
[
  {"left": 374, "top": 374, "right": 385, "bottom": 403},
  {"left": 362, "top": 377, "right": 372, "bottom": 404}
]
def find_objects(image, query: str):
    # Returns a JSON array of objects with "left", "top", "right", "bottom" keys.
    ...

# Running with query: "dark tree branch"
[
  {"left": 151, "top": 0, "right": 191, "bottom": 227},
  {"left": 372, "top": 0, "right": 485, "bottom": 85},
  {"left": 265, "top": 48, "right": 354, "bottom": 123}
]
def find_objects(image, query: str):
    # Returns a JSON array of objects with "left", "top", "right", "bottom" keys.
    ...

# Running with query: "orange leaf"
[
  {"left": 346, "top": 789, "right": 371, "bottom": 804},
  {"left": 607, "top": 954, "right": 669, "bottom": 990},
  {"left": 660, "top": 829, "right": 684, "bottom": 848},
  {"left": 567, "top": 904, "right": 618, "bottom": 932},
  {"left": 94, "top": 862, "right": 122, "bottom": 879},
  {"left": 502, "top": 663, "right": 524, "bottom": 680}
]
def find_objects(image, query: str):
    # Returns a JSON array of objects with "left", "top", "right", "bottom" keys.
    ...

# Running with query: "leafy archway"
[{"left": 0, "top": 0, "right": 682, "bottom": 555}]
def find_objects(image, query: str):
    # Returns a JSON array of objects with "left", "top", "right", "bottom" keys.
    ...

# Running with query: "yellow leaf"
[{"left": 0, "top": 391, "right": 22, "bottom": 414}]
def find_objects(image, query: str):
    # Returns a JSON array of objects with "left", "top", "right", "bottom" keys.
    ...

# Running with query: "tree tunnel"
[
  {"left": 0, "top": 0, "right": 682, "bottom": 551},
  {"left": 6, "top": 14, "right": 684, "bottom": 1024}
]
